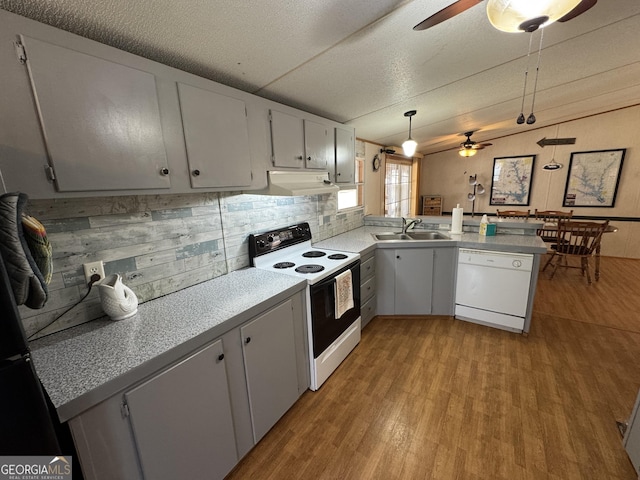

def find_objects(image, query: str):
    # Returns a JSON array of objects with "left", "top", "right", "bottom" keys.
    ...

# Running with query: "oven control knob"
[
  {"left": 267, "top": 235, "right": 274, "bottom": 243},
  {"left": 257, "top": 239, "right": 266, "bottom": 249}
]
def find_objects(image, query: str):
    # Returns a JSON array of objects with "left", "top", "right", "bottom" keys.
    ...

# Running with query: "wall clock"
[{"left": 372, "top": 154, "right": 381, "bottom": 172}]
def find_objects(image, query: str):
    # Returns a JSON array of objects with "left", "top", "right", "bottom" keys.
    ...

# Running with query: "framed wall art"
[
  {"left": 489, "top": 154, "right": 535, "bottom": 206},
  {"left": 563, "top": 149, "right": 625, "bottom": 207}
]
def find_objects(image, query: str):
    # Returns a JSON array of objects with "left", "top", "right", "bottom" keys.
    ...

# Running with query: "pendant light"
[
  {"left": 486, "top": 0, "right": 581, "bottom": 33},
  {"left": 402, "top": 110, "right": 417, "bottom": 157},
  {"left": 516, "top": 28, "right": 544, "bottom": 125},
  {"left": 459, "top": 148, "right": 477, "bottom": 158}
]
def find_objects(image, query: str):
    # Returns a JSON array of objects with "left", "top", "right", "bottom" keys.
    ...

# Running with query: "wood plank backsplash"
[{"left": 20, "top": 192, "right": 364, "bottom": 339}]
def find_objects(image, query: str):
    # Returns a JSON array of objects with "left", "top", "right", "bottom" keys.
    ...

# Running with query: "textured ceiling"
[{"left": 1, "top": 0, "right": 640, "bottom": 154}]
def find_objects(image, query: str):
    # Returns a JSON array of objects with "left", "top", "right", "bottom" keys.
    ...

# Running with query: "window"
[
  {"left": 384, "top": 156, "right": 413, "bottom": 217},
  {"left": 337, "top": 140, "right": 365, "bottom": 211}
]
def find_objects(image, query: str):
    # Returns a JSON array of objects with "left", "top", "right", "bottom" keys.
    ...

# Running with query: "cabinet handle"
[
  {"left": 160, "top": 168, "right": 170, "bottom": 176},
  {"left": 217, "top": 353, "right": 224, "bottom": 361},
  {"left": 296, "top": 156, "right": 304, "bottom": 160},
  {"left": 192, "top": 169, "right": 200, "bottom": 176},
  {"left": 307, "top": 156, "right": 312, "bottom": 161},
  {"left": 396, "top": 255, "right": 400, "bottom": 259},
  {"left": 244, "top": 337, "right": 252, "bottom": 344}
]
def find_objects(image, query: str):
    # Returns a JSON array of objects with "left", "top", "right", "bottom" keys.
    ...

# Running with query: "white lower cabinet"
[
  {"left": 376, "top": 246, "right": 456, "bottom": 316},
  {"left": 67, "top": 293, "right": 308, "bottom": 480},
  {"left": 241, "top": 300, "right": 300, "bottom": 442},
  {"left": 359, "top": 251, "right": 377, "bottom": 328},
  {"left": 124, "top": 339, "right": 237, "bottom": 480},
  {"left": 377, "top": 248, "right": 434, "bottom": 315},
  {"left": 624, "top": 388, "right": 640, "bottom": 476}
]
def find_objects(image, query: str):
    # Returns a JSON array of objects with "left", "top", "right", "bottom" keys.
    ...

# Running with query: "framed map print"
[
  {"left": 489, "top": 155, "right": 535, "bottom": 206},
  {"left": 563, "top": 149, "right": 625, "bottom": 207}
]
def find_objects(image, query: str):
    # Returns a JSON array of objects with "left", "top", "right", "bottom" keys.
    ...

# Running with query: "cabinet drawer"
[
  {"left": 361, "top": 276, "right": 375, "bottom": 304},
  {"left": 422, "top": 207, "right": 441, "bottom": 216},
  {"left": 361, "top": 296, "right": 376, "bottom": 329},
  {"left": 361, "top": 255, "right": 375, "bottom": 280}
]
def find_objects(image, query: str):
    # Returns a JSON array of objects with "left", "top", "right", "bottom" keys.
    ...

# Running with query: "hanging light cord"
[
  {"left": 517, "top": 33, "right": 535, "bottom": 124},
  {"left": 527, "top": 28, "right": 545, "bottom": 125}
]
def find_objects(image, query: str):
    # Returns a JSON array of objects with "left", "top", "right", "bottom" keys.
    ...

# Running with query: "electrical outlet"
[{"left": 83, "top": 261, "right": 105, "bottom": 284}]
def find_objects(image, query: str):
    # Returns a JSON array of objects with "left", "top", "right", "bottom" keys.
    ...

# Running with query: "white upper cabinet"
[
  {"left": 177, "top": 82, "right": 252, "bottom": 188},
  {"left": 335, "top": 127, "right": 355, "bottom": 183},
  {"left": 303, "top": 119, "right": 329, "bottom": 170},
  {"left": 269, "top": 110, "right": 332, "bottom": 170},
  {"left": 20, "top": 35, "right": 171, "bottom": 192},
  {"left": 269, "top": 109, "right": 305, "bottom": 168}
]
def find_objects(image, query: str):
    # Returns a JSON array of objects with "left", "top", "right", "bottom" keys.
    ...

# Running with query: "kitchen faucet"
[{"left": 402, "top": 217, "right": 422, "bottom": 233}]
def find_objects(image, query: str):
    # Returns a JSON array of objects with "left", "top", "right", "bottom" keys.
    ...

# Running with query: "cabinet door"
[
  {"left": 270, "top": 110, "right": 304, "bottom": 168},
  {"left": 21, "top": 36, "right": 171, "bottom": 192},
  {"left": 177, "top": 83, "right": 252, "bottom": 188},
  {"left": 303, "top": 119, "right": 329, "bottom": 169},
  {"left": 624, "top": 389, "right": 640, "bottom": 475},
  {"left": 375, "top": 249, "right": 396, "bottom": 315},
  {"left": 124, "top": 340, "right": 237, "bottom": 480},
  {"left": 335, "top": 127, "right": 355, "bottom": 183},
  {"left": 241, "top": 299, "right": 299, "bottom": 442},
  {"left": 432, "top": 247, "right": 456, "bottom": 315},
  {"left": 395, "top": 248, "right": 434, "bottom": 315}
]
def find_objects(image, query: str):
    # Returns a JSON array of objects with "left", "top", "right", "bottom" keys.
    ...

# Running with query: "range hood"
[{"left": 256, "top": 171, "right": 339, "bottom": 196}]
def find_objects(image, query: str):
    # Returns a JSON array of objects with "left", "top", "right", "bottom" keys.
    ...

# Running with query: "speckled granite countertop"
[
  {"left": 30, "top": 269, "right": 306, "bottom": 422},
  {"left": 314, "top": 226, "right": 547, "bottom": 255}
]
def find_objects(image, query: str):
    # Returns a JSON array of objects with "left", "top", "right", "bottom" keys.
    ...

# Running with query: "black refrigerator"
[{"left": 0, "top": 253, "right": 76, "bottom": 459}]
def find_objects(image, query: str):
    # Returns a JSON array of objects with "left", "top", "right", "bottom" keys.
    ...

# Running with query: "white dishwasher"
[{"left": 455, "top": 248, "right": 533, "bottom": 333}]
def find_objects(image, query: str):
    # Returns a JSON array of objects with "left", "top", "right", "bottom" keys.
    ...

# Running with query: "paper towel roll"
[{"left": 451, "top": 204, "right": 463, "bottom": 234}]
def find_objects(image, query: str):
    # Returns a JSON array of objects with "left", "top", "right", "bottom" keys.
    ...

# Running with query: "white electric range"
[{"left": 249, "top": 223, "right": 360, "bottom": 390}]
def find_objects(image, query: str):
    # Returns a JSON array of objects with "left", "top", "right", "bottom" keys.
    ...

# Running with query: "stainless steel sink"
[
  {"left": 372, "top": 231, "right": 450, "bottom": 241},
  {"left": 373, "top": 233, "right": 412, "bottom": 241},
  {"left": 407, "top": 231, "right": 449, "bottom": 240}
]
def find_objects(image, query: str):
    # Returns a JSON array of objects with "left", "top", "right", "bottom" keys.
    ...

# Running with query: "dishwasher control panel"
[{"left": 457, "top": 248, "right": 534, "bottom": 271}]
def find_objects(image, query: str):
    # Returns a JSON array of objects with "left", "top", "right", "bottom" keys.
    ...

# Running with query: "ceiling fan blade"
[
  {"left": 557, "top": 0, "right": 597, "bottom": 22},
  {"left": 413, "top": 0, "right": 484, "bottom": 31}
]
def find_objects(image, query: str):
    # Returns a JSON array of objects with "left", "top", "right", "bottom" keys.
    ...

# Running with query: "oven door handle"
[{"left": 310, "top": 261, "right": 359, "bottom": 290}]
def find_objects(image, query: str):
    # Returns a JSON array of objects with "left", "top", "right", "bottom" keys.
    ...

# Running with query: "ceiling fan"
[
  {"left": 459, "top": 131, "right": 492, "bottom": 157},
  {"left": 413, "top": 0, "right": 597, "bottom": 33}
]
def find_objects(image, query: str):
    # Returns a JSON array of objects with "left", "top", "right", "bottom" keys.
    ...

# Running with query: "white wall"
[{"left": 419, "top": 105, "right": 640, "bottom": 258}]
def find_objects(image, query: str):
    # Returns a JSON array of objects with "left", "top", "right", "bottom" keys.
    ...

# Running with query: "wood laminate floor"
[{"left": 226, "top": 256, "right": 640, "bottom": 479}]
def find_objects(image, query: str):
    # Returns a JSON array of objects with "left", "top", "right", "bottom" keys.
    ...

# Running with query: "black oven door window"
[{"left": 309, "top": 261, "right": 361, "bottom": 358}]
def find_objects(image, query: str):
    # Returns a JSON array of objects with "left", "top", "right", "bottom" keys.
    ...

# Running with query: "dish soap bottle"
[{"left": 479, "top": 214, "right": 496, "bottom": 236}]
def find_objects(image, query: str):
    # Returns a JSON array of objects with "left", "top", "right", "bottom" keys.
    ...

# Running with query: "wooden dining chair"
[
  {"left": 542, "top": 220, "right": 609, "bottom": 284},
  {"left": 496, "top": 209, "right": 530, "bottom": 220},
  {"left": 534, "top": 209, "right": 573, "bottom": 244}
]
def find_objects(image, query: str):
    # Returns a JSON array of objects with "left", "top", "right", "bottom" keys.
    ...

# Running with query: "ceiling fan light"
[
  {"left": 459, "top": 148, "right": 477, "bottom": 157},
  {"left": 486, "top": 0, "right": 581, "bottom": 32},
  {"left": 402, "top": 139, "right": 417, "bottom": 157}
]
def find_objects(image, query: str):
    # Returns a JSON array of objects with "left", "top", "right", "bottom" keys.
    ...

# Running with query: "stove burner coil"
[
  {"left": 302, "top": 251, "right": 326, "bottom": 258},
  {"left": 327, "top": 253, "right": 348, "bottom": 260},
  {"left": 295, "top": 264, "right": 325, "bottom": 274},
  {"left": 273, "top": 262, "right": 295, "bottom": 269}
]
